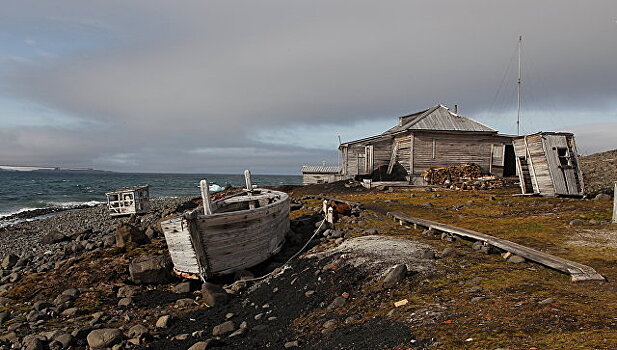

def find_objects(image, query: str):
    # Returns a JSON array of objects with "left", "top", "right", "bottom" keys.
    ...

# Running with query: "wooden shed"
[
  {"left": 339, "top": 105, "right": 517, "bottom": 183},
  {"left": 301, "top": 165, "right": 343, "bottom": 185},
  {"left": 106, "top": 185, "right": 151, "bottom": 216},
  {"left": 512, "top": 132, "right": 584, "bottom": 196}
]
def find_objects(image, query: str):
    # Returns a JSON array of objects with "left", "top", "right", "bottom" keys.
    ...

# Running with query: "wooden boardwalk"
[{"left": 388, "top": 211, "right": 605, "bottom": 282}]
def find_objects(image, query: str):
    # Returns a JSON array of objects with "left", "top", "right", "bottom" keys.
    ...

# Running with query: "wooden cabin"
[
  {"left": 512, "top": 132, "right": 584, "bottom": 196},
  {"left": 301, "top": 165, "right": 343, "bottom": 185},
  {"left": 106, "top": 185, "right": 151, "bottom": 216},
  {"left": 339, "top": 105, "right": 517, "bottom": 183}
]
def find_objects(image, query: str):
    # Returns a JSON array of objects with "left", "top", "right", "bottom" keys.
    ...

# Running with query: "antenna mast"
[{"left": 517, "top": 35, "right": 522, "bottom": 136}]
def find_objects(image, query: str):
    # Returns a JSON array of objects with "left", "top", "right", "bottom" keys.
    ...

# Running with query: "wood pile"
[
  {"left": 422, "top": 163, "right": 482, "bottom": 185},
  {"left": 422, "top": 163, "right": 508, "bottom": 190}
]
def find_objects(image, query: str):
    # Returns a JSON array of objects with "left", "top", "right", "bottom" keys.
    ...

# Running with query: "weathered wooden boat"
[{"left": 161, "top": 171, "right": 290, "bottom": 279}]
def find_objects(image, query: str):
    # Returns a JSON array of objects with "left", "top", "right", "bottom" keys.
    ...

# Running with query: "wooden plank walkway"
[{"left": 388, "top": 211, "right": 605, "bottom": 282}]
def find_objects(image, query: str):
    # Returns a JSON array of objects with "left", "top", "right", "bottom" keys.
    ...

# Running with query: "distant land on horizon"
[{"left": 0, "top": 165, "right": 112, "bottom": 173}]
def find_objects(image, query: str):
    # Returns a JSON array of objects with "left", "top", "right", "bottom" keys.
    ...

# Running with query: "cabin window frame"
[{"left": 556, "top": 147, "right": 572, "bottom": 167}]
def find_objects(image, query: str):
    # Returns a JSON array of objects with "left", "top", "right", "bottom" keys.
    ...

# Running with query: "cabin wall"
[
  {"left": 341, "top": 137, "right": 393, "bottom": 177},
  {"left": 411, "top": 132, "right": 511, "bottom": 176},
  {"left": 541, "top": 134, "right": 584, "bottom": 195},
  {"left": 372, "top": 138, "right": 393, "bottom": 170},
  {"left": 394, "top": 134, "right": 412, "bottom": 175}
]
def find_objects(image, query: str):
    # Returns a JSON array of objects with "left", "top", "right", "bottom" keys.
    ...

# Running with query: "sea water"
[{"left": 0, "top": 171, "right": 301, "bottom": 224}]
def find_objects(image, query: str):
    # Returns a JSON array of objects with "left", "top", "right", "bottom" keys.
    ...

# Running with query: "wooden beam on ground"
[{"left": 388, "top": 211, "right": 605, "bottom": 282}]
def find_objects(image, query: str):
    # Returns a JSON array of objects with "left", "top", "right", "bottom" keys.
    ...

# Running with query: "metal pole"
[{"left": 517, "top": 35, "right": 522, "bottom": 136}]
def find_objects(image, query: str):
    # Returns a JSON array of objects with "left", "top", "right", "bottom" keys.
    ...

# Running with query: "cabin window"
[{"left": 556, "top": 147, "right": 571, "bottom": 167}]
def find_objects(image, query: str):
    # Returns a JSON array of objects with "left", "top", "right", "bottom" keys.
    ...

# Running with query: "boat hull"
[{"left": 161, "top": 189, "right": 290, "bottom": 279}]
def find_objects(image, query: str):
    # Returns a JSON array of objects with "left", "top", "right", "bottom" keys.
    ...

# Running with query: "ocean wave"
[
  {"left": 47, "top": 200, "right": 105, "bottom": 208},
  {"left": 0, "top": 207, "right": 39, "bottom": 219},
  {"left": 0, "top": 200, "right": 104, "bottom": 219}
]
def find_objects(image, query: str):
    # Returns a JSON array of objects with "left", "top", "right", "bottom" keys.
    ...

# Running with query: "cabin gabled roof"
[{"left": 383, "top": 105, "right": 497, "bottom": 134}]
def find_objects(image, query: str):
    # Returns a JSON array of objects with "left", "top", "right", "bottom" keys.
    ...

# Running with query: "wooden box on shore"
[{"left": 106, "top": 185, "right": 151, "bottom": 216}]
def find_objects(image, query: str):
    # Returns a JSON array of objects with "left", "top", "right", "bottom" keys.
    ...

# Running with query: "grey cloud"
[{"left": 1, "top": 1, "right": 616, "bottom": 172}]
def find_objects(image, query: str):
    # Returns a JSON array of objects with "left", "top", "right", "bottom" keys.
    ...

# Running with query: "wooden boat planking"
[{"left": 162, "top": 171, "right": 290, "bottom": 279}]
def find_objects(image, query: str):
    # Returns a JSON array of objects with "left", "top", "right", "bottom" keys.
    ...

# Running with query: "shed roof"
[
  {"left": 383, "top": 105, "right": 496, "bottom": 134},
  {"left": 301, "top": 166, "right": 341, "bottom": 174},
  {"left": 515, "top": 131, "right": 574, "bottom": 139}
]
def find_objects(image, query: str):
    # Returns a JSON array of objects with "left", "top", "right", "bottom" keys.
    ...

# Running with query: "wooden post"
[
  {"left": 613, "top": 183, "right": 617, "bottom": 224},
  {"left": 200, "top": 180, "right": 212, "bottom": 215},
  {"left": 409, "top": 133, "right": 415, "bottom": 175},
  {"left": 323, "top": 200, "right": 328, "bottom": 214},
  {"left": 327, "top": 207, "right": 334, "bottom": 225},
  {"left": 244, "top": 169, "right": 253, "bottom": 194}
]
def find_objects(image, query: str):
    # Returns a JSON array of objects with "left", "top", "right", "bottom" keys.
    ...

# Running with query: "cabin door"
[
  {"left": 544, "top": 135, "right": 580, "bottom": 195},
  {"left": 364, "top": 145, "right": 374, "bottom": 174}
]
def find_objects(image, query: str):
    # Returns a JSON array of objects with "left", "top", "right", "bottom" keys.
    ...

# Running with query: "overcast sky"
[{"left": 1, "top": 1, "right": 616, "bottom": 174}]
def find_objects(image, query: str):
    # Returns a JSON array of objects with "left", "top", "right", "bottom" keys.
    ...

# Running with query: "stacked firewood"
[
  {"left": 422, "top": 163, "right": 508, "bottom": 190},
  {"left": 422, "top": 163, "right": 483, "bottom": 185}
]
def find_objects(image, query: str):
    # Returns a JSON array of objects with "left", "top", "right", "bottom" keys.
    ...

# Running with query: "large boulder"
[
  {"left": 129, "top": 255, "right": 172, "bottom": 284},
  {"left": 1, "top": 254, "right": 19, "bottom": 269},
  {"left": 86, "top": 328, "right": 123, "bottom": 349},
  {"left": 201, "top": 283, "right": 229, "bottom": 306},
  {"left": 382, "top": 264, "right": 408, "bottom": 288},
  {"left": 41, "top": 231, "right": 70, "bottom": 245},
  {"left": 115, "top": 223, "right": 149, "bottom": 248},
  {"left": 212, "top": 321, "right": 236, "bottom": 336}
]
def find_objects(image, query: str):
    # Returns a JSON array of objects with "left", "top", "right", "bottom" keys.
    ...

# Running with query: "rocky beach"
[{"left": 1, "top": 178, "right": 617, "bottom": 349}]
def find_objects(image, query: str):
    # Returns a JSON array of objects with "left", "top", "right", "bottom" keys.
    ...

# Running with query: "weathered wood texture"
[
  {"left": 161, "top": 189, "right": 290, "bottom": 279},
  {"left": 161, "top": 217, "right": 201, "bottom": 274},
  {"left": 106, "top": 186, "right": 151, "bottom": 216},
  {"left": 302, "top": 173, "right": 343, "bottom": 185},
  {"left": 513, "top": 133, "right": 583, "bottom": 196},
  {"left": 613, "top": 183, "right": 617, "bottom": 224},
  {"left": 388, "top": 211, "right": 605, "bottom": 282},
  {"left": 411, "top": 132, "right": 509, "bottom": 176}
]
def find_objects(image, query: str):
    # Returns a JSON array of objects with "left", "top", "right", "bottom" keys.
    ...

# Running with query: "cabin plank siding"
[
  {"left": 513, "top": 132, "right": 583, "bottom": 196},
  {"left": 338, "top": 104, "right": 517, "bottom": 180}
]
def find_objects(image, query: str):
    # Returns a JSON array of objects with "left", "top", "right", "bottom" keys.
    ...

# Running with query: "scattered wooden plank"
[{"left": 388, "top": 211, "right": 605, "bottom": 282}]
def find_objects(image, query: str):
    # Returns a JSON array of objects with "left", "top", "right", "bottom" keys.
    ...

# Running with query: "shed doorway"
[{"left": 503, "top": 144, "right": 516, "bottom": 177}]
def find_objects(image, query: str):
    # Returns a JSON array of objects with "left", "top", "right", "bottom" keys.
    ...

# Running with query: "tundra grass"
[{"left": 302, "top": 188, "right": 617, "bottom": 349}]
